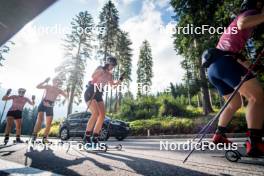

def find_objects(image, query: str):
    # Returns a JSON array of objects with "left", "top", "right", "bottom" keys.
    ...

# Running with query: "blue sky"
[{"left": 0, "top": 0, "right": 184, "bottom": 120}]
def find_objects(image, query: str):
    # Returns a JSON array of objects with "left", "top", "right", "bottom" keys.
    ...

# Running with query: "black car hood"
[{"left": 0, "top": 0, "right": 57, "bottom": 46}]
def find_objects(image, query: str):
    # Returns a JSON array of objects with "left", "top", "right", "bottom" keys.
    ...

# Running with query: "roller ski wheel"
[
  {"left": 106, "top": 144, "right": 122, "bottom": 151},
  {"left": 117, "top": 144, "right": 122, "bottom": 151},
  {"left": 225, "top": 150, "right": 240, "bottom": 162}
]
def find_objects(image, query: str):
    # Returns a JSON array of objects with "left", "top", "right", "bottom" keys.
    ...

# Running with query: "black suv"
[{"left": 59, "top": 112, "right": 130, "bottom": 141}]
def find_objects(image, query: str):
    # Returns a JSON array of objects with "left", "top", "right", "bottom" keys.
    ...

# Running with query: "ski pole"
[
  {"left": 191, "top": 117, "right": 215, "bottom": 142},
  {"left": 183, "top": 48, "right": 264, "bottom": 163},
  {"left": 191, "top": 49, "right": 264, "bottom": 143},
  {"left": 0, "top": 89, "right": 12, "bottom": 124},
  {"left": 0, "top": 101, "right": 7, "bottom": 125}
]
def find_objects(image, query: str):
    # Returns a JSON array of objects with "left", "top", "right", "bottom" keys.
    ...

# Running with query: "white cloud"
[
  {"left": 122, "top": 0, "right": 134, "bottom": 6},
  {"left": 0, "top": 0, "right": 185, "bottom": 117},
  {"left": 155, "top": 0, "right": 171, "bottom": 8},
  {"left": 121, "top": 0, "right": 184, "bottom": 93},
  {"left": 0, "top": 21, "right": 67, "bottom": 117}
]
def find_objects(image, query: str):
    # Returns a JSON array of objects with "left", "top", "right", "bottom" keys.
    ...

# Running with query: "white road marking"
[{"left": 0, "top": 158, "right": 62, "bottom": 176}]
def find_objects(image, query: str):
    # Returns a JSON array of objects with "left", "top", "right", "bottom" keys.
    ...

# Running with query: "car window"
[
  {"left": 68, "top": 114, "right": 80, "bottom": 120},
  {"left": 81, "top": 112, "right": 91, "bottom": 120},
  {"left": 85, "top": 112, "right": 91, "bottom": 118}
]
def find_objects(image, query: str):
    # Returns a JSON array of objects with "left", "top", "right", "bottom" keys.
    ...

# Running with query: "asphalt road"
[{"left": 0, "top": 137, "right": 263, "bottom": 176}]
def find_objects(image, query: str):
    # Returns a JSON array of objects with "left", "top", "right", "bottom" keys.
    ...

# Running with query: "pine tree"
[
  {"left": 98, "top": 0, "right": 119, "bottom": 62},
  {"left": 97, "top": 0, "right": 120, "bottom": 111},
  {"left": 55, "top": 11, "right": 94, "bottom": 115},
  {"left": 0, "top": 41, "right": 14, "bottom": 67},
  {"left": 114, "top": 31, "right": 133, "bottom": 111},
  {"left": 137, "top": 40, "right": 153, "bottom": 96}
]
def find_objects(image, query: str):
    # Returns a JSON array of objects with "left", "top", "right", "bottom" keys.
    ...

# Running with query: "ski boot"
[
  {"left": 42, "top": 137, "right": 51, "bottom": 144},
  {"left": 91, "top": 134, "right": 107, "bottom": 151},
  {"left": 3, "top": 135, "right": 9, "bottom": 145},
  {"left": 246, "top": 129, "right": 264, "bottom": 157},
  {"left": 212, "top": 133, "right": 232, "bottom": 144},
  {"left": 91, "top": 135, "right": 99, "bottom": 148},
  {"left": 246, "top": 140, "right": 264, "bottom": 157},
  {"left": 15, "top": 136, "right": 24, "bottom": 143}
]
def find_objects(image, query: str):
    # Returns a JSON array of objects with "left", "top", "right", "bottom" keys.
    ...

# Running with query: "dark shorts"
[
  {"left": 7, "top": 110, "right": 22, "bottom": 119},
  {"left": 84, "top": 83, "right": 103, "bottom": 102},
  {"left": 208, "top": 55, "right": 255, "bottom": 96},
  {"left": 38, "top": 101, "right": 54, "bottom": 116}
]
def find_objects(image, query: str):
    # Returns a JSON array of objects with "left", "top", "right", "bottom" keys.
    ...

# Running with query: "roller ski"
[
  {"left": 105, "top": 144, "right": 122, "bottom": 151},
  {"left": 0, "top": 136, "right": 11, "bottom": 147},
  {"left": 41, "top": 137, "right": 53, "bottom": 145},
  {"left": 13, "top": 136, "right": 25, "bottom": 144},
  {"left": 28, "top": 136, "right": 52, "bottom": 145},
  {"left": 80, "top": 135, "right": 107, "bottom": 152},
  {"left": 225, "top": 140, "right": 264, "bottom": 162},
  {"left": 0, "top": 136, "right": 16, "bottom": 149}
]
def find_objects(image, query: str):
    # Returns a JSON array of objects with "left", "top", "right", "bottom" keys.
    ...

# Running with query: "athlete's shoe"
[
  {"left": 4, "top": 136, "right": 9, "bottom": 145},
  {"left": 90, "top": 136, "right": 100, "bottom": 148},
  {"left": 42, "top": 137, "right": 51, "bottom": 144},
  {"left": 246, "top": 140, "right": 264, "bottom": 157},
  {"left": 92, "top": 136, "right": 99, "bottom": 144},
  {"left": 212, "top": 133, "right": 232, "bottom": 144},
  {"left": 83, "top": 135, "right": 92, "bottom": 145},
  {"left": 16, "top": 138, "right": 24, "bottom": 143}
]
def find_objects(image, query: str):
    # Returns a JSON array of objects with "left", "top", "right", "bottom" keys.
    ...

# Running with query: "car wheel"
[
  {"left": 99, "top": 127, "right": 109, "bottom": 141},
  {"left": 115, "top": 136, "right": 125, "bottom": 141},
  {"left": 60, "top": 127, "right": 69, "bottom": 140}
]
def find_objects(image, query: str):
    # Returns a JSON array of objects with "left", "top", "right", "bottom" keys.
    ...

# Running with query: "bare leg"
[
  {"left": 33, "top": 112, "right": 44, "bottom": 135},
  {"left": 86, "top": 100, "right": 99, "bottom": 132},
  {"left": 218, "top": 93, "right": 242, "bottom": 127},
  {"left": 43, "top": 116, "right": 53, "bottom": 137},
  {"left": 14, "top": 119, "right": 22, "bottom": 136},
  {"left": 4, "top": 116, "right": 14, "bottom": 136},
  {"left": 93, "top": 101, "right": 106, "bottom": 134},
  {"left": 239, "top": 78, "right": 264, "bottom": 129}
]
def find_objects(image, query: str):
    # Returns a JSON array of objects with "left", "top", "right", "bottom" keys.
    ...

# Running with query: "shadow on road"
[
  {"left": 24, "top": 148, "right": 85, "bottom": 176},
  {"left": 0, "top": 150, "right": 16, "bottom": 157},
  {"left": 96, "top": 151, "right": 214, "bottom": 176}
]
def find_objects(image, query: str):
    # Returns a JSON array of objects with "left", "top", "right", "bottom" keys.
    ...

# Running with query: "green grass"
[{"left": 129, "top": 117, "right": 195, "bottom": 136}]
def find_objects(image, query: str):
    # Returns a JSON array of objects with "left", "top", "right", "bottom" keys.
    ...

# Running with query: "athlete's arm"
[
  {"left": 37, "top": 77, "right": 50, "bottom": 89},
  {"left": 237, "top": 12, "right": 264, "bottom": 30},
  {"left": 2, "top": 95, "right": 15, "bottom": 101}
]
